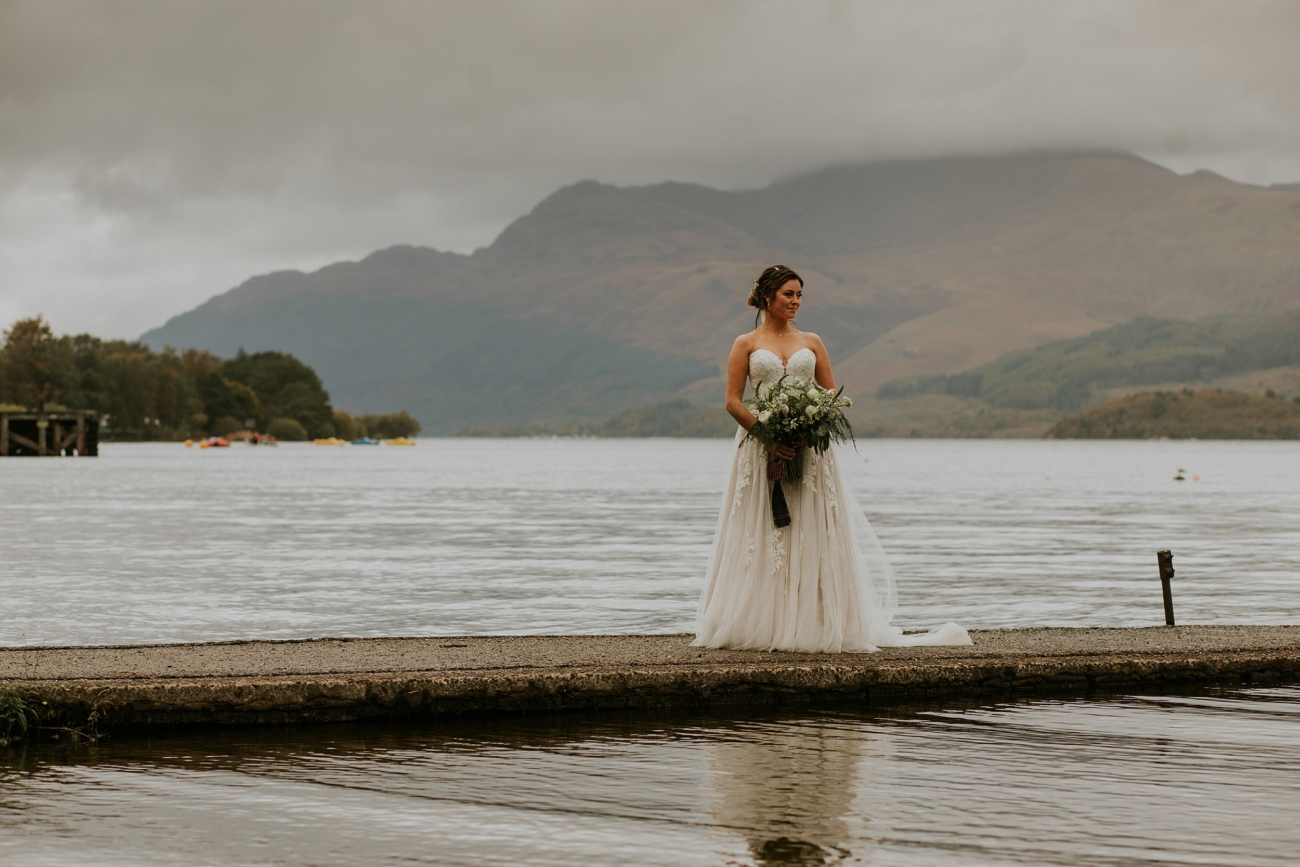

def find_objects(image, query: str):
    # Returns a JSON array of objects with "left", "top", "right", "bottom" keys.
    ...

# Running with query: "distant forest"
[{"left": 0, "top": 316, "right": 419, "bottom": 441}]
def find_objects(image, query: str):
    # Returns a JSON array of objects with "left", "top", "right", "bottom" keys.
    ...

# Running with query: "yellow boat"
[
  {"left": 311, "top": 437, "right": 348, "bottom": 446},
  {"left": 384, "top": 437, "right": 417, "bottom": 446}
]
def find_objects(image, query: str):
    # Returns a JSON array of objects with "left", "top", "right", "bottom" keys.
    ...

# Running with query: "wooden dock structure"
[{"left": 0, "top": 410, "right": 98, "bottom": 456}]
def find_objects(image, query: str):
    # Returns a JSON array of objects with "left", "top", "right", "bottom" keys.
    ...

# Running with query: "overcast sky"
[{"left": 2, "top": 0, "right": 1299, "bottom": 339}]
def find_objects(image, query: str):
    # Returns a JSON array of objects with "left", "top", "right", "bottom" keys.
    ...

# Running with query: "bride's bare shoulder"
[{"left": 731, "top": 332, "right": 759, "bottom": 353}]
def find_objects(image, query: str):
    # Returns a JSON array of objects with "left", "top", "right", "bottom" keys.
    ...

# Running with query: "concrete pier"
[{"left": 2, "top": 626, "right": 1298, "bottom": 730}]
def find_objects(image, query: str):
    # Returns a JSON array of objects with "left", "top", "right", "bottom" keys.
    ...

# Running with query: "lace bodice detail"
[{"left": 749, "top": 348, "right": 816, "bottom": 391}]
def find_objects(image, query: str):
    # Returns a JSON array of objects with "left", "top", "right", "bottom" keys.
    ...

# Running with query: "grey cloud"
[{"left": 1, "top": 0, "right": 1298, "bottom": 337}]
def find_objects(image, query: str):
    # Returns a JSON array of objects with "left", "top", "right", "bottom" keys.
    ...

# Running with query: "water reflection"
[
  {"left": 709, "top": 721, "right": 861, "bottom": 865},
  {"left": 4, "top": 686, "right": 1298, "bottom": 866}
]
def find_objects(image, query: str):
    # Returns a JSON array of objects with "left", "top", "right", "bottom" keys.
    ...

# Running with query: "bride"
[{"left": 694, "top": 265, "right": 971, "bottom": 653}]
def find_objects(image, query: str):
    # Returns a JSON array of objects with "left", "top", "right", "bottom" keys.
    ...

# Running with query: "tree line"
[{"left": 0, "top": 316, "right": 420, "bottom": 441}]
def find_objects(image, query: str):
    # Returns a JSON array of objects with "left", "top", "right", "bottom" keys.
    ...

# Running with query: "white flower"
[
  {"left": 805, "top": 405, "right": 817, "bottom": 418},
  {"left": 757, "top": 410, "right": 771, "bottom": 423},
  {"left": 842, "top": 397, "right": 853, "bottom": 407}
]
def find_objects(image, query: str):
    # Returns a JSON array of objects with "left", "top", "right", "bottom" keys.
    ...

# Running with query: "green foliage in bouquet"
[{"left": 741, "top": 375, "right": 855, "bottom": 480}]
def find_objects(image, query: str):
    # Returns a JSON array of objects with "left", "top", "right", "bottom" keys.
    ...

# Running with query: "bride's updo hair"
[{"left": 747, "top": 264, "right": 804, "bottom": 327}]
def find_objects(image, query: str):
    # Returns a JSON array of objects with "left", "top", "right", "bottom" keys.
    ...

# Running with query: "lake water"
[
  {"left": 2, "top": 439, "right": 1299, "bottom": 865},
  {"left": 2, "top": 686, "right": 1298, "bottom": 865},
  {"left": 2, "top": 439, "right": 1299, "bottom": 645}
]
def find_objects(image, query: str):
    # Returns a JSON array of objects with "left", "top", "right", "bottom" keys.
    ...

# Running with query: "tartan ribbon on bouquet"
[
  {"left": 741, "top": 374, "right": 855, "bottom": 528},
  {"left": 767, "top": 460, "right": 791, "bottom": 528}
]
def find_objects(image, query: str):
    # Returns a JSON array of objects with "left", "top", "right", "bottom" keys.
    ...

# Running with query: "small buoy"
[
  {"left": 200, "top": 441, "right": 211, "bottom": 449},
  {"left": 185, "top": 439, "right": 193, "bottom": 448},
  {"left": 1193, "top": 475, "right": 1200, "bottom": 481}
]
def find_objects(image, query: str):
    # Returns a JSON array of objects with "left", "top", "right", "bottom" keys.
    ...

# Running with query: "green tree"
[
  {"left": 220, "top": 350, "right": 334, "bottom": 437},
  {"left": 2, "top": 317, "right": 408, "bottom": 442},
  {"left": 63, "top": 333, "right": 108, "bottom": 411},
  {"left": 357, "top": 411, "right": 421, "bottom": 438},
  {"left": 180, "top": 347, "right": 221, "bottom": 381},
  {"left": 267, "top": 417, "right": 308, "bottom": 441},
  {"left": 332, "top": 410, "right": 358, "bottom": 441},
  {"left": 0, "top": 316, "right": 76, "bottom": 411},
  {"left": 196, "top": 373, "right": 262, "bottom": 433},
  {"left": 97, "top": 342, "right": 204, "bottom": 440},
  {"left": 0, "top": 328, "right": 204, "bottom": 439}
]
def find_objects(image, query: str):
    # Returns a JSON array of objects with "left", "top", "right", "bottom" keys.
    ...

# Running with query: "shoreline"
[{"left": 3, "top": 626, "right": 1298, "bottom": 732}]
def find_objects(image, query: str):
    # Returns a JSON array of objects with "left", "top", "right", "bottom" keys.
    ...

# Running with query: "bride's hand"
[{"left": 772, "top": 442, "right": 798, "bottom": 461}]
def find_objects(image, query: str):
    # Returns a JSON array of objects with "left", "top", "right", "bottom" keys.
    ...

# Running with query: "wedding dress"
[{"left": 694, "top": 347, "right": 971, "bottom": 653}]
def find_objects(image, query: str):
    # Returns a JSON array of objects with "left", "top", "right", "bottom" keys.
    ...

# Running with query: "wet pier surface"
[{"left": 3, "top": 626, "right": 1298, "bottom": 729}]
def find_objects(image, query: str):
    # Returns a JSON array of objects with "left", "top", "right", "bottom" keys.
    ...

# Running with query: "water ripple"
[
  {"left": 2, "top": 686, "right": 1298, "bottom": 865},
  {"left": 1, "top": 439, "right": 1298, "bottom": 645}
]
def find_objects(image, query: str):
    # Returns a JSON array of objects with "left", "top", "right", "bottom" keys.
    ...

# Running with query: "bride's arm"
[
  {"left": 807, "top": 334, "right": 837, "bottom": 391},
  {"left": 725, "top": 336, "right": 757, "bottom": 431}
]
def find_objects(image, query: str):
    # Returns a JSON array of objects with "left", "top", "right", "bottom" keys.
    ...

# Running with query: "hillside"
[
  {"left": 457, "top": 400, "right": 735, "bottom": 438},
  {"left": 143, "top": 151, "right": 1300, "bottom": 433},
  {"left": 1047, "top": 389, "right": 1300, "bottom": 439},
  {"left": 878, "top": 312, "right": 1300, "bottom": 410}
]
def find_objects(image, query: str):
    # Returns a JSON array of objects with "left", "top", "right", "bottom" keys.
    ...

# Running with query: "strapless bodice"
[{"left": 749, "top": 347, "right": 816, "bottom": 389}]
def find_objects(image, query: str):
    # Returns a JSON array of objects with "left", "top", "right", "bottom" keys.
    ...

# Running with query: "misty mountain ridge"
[{"left": 143, "top": 151, "right": 1300, "bottom": 433}]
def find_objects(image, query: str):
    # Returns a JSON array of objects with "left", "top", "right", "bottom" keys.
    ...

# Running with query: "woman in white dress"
[{"left": 694, "top": 265, "right": 970, "bottom": 653}]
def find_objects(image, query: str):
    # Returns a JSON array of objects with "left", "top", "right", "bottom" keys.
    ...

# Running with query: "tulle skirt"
[{"left": 694, "top": 431, "right": 970, "bottom": 653}]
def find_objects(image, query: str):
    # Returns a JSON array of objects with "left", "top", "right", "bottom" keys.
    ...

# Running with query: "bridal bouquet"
[{"left": 741, "top": 377, "right": 855, "bottom": 527}]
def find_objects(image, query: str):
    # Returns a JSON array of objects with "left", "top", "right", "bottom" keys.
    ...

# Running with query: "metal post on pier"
[{"left": 1157, "top": 549, "right": 1176, "bottom": 626}]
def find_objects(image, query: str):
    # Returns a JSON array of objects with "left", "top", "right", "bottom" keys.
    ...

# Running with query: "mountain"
[
  {"left": 143, "top": 151, "right": 1300, "bottom": 433},
  {"left": 457, "top": 400, "right": 736, "bottom": 438}
]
